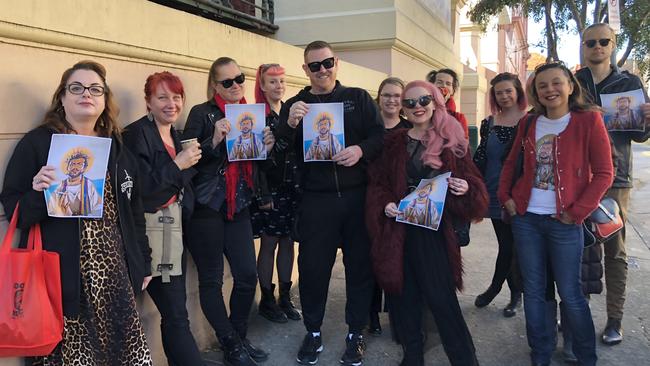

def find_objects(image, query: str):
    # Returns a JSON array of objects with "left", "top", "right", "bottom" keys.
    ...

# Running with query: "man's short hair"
[
  {"left": 427, "top": 68, "right": 459, "bottom": 93},
  {"left": 582, "top": 23, "right": 617, "bottom": 45},
  {"left": 304, "top": 40, "right": 333, "bottom": 58},
  {"left": 66, "top": 152, "right": 89, "bottom": 169}
]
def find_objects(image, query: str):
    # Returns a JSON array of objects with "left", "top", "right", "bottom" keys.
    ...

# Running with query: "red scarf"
[{"left": 214, "top": 94, "right": 255, "bottom": 219}]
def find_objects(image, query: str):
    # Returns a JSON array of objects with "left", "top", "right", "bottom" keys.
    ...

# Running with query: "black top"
[
  {"left": 575, "top": 66, "right": 650, "bottom": 188},
  {"left": 386, "top": 116, "right": 412, "bottom": 131},
  {"left": 122, "top": 116, "right": 197, "bottom": 222},
  {"left": 275, "top": 81, "right": 385, "bottom": 193},
  {"left": 0, "top": 126, "right": 151, "bottom": 317}
]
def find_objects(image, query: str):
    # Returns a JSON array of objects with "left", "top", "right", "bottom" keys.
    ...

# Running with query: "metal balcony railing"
[{"left": 150, "top": 0, "right": 278, "bottom": 34}]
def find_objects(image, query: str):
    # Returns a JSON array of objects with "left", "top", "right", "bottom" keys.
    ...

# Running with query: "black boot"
[
  {"left": 221, "top": 333, "right": 257, "bottom": 366},
  {"left": 503, "top": 290, "right": 522, "bottom": 318},
  {"left": 279, "top": 281, "right": 302, "bottom": 320},
  {"left": 474, "top": 286, "right": 500, "bottom": 308},
  {"left": 259, "top": 284, "right": 288, "bottom": 323}
]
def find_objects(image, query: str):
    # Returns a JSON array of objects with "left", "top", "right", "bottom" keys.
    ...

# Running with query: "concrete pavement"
[{"left": 202, "top": 144, "right": 650, "bottom": 366}]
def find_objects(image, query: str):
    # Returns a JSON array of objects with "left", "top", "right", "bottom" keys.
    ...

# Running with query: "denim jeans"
[{"left": 511, "top": 212, "right": 596, "bottom": 366}]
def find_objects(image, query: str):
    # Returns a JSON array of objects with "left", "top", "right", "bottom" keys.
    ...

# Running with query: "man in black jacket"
[
  {"left": 275, "top": 40, "right": 384, "bottom": 366},
  {"left": 575, "top": 23, "right": 650, "bottom": 346}
]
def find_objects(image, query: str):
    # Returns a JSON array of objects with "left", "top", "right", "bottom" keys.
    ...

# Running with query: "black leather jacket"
[{"left": 0, "top": 126, "right": 151, "bottom": 317}]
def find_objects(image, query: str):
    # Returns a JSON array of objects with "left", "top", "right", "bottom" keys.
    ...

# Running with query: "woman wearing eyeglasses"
[
  {"left": 183, "top": 57, "right": 275, "bottom": 366},
  {"left": 366, "top": 80, "right": 487, "bottom": 365},
  {"left": 472, "top": 72, "right": 527, "bottom": 317},
  {"left": 122, "top": 71, "right": 205, "bottom": 366},
  {"left": 249, "top": 63, "right": 302, "bottom": 324},
  {"left": 376, "top": 77, "right": 411, "bottom": 131},
  {"left": 498, "top": 62, "right": 613, "bottom": 366},
  {"left": 0, "top": 60, "right": 153, "bottom": 365}
]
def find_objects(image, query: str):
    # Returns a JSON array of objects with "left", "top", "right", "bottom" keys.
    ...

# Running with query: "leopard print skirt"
[{"left": 34, "top": 175, "right": 152, "bottom": 366}]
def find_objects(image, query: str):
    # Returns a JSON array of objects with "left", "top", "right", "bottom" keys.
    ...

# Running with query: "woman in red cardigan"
[
  {"left": 366, "top": 80, "right": 487, "bottom": 365},
  {"left": 498, "top": 62, "right": 613, "bottom": 366}
]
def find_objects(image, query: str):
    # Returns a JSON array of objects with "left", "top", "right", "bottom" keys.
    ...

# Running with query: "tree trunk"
[{"left": 544, "top": 0, "right": 559, "bottom": 62}]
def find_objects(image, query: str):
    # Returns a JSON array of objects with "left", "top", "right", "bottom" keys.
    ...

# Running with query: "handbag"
[
  {"left": 583, "top": 197, "right": 623, "bottom": 248},
  {"left": 145, "top": 201, "right": 183, "bottom": 283},
  {"left": 0, "top": 204, "right": 63, "bottom": 356}
]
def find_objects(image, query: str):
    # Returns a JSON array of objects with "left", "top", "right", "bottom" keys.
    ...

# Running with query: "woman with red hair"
[
  {"left": 123, "top": 71, "right": 204, "bottom": 366},
  {"left": 250, "top": 63, "right": 302, "bottom": 323},
  {"left": 366, "top": 80, "right": 487, "bottom": 365}
]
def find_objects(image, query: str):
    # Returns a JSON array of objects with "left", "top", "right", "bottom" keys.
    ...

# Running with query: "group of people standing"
[{"left": 1, "top": 22, "right": 649, "bottom": 366}]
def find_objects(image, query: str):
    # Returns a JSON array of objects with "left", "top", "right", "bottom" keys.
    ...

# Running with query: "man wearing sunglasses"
[
  {"left": 275, "top": 40, "right": 384, "bottom": 366},
  {"left": 575, "top": 22, "right": 650, "bottom": 346}
]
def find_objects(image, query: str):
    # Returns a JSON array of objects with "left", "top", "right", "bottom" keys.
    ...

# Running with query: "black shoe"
[
  {"left": 503, "top": 291, "right": 522, "bottom": 318},
  {"left": 279, "top": 281, "right": 302, "bottom": 321},
  {"left": 367, "top": 312, "right": 382, "bottom": 336},
  {"left": 242, "top": 338, "right": 268, "bottom": 362},
  {"left": 222, "top": 334, "right": 258, "bottom": 366},
  {"left": 259, "top": 284, "right": 288, "bottom": 323},
  {"left": 474, "top": 287, "right": 499, "bottom": 308},
  {"left": 340, "top": 333, "right": 366, "bottom": 366},
  {"left": 297, "top": 333, "right": 323, "bottom": 365},
  {"left": 601, "top": 318, "right": 623, "bottom": 345}
]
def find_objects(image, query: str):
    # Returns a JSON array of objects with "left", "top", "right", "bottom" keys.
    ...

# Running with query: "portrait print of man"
[
  {"left": 229, "top": 112, "right": 265, "bottom": 160},
  {"left": 402, "top": 183, "right": 440, "bottom": 229},
  {"left": 47, "top": 149, "right": 102, "bottom": 216},
  {"left": 305, "top": 111, "right": 343, "bottom": 161},
  {"left": 609, "top": 96, "right": 640, "bottom": 130}
]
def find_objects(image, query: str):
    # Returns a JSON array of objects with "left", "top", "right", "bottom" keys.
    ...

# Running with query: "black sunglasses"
[
  {"left": 216, "top": 73, "right": 245, "bottom": 88},
  {"left": 306, "top": 57, "right": 335, "bottom": 73},
  {"left": 583, "top": 38, "right": 612, "bottom": 48},
  {"left": 401, "top": 95, "right": 433, "bottom": 109}
]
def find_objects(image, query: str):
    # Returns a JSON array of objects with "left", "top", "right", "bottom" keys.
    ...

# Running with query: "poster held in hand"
[
  {"left": 601, "top": 89, "right": 646, "bottom": 131},
  {"left": 396, "top": 172, "right": 451, "bottom": 231},
  {"left": 44, "top": 134, "right": 111, "bottom": 218},
  {"left": 225, "top": 103, "right": 267, "bottom": 161},
  {"left": 303, "top": 103, "right": 345, "bottom": 162}
]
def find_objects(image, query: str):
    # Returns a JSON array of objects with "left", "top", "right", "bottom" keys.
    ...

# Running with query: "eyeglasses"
[
  {"left": 380, "top": 93, "right": 401, "bottom": 99},
  {"left": 583, "top": 38, "right": 612, "bottom": 48},
  {"left": 401, "top": 95, "right": 433, "bottom": 109},
  {"left": 216, "top": 73, "right": 245, "bottom": 88},
  {"left": 66, "top": 83, "right": 105, "bottom": 96},
  {"left": 534, "top": 60, "right": 570, "bottom": 74},
  {"left": 306, "top": 57, "right": 335, "bottom": 73}
]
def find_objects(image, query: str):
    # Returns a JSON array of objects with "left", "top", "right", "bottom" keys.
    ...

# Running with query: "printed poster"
[
  {"left": 303, "top": 103, "right": 345, "bottom": 162},
  {"left": 44, "top": 134, "right": 111, "bottom": 218},
  {"left": 225, "top": 103, "right": 267, "bottom": 161},
  {"left": 396, "top": 172, "right": 452, "bottom": 231},
  {"left": 601, "top": 89, "right": 646, "bottom": 131}
]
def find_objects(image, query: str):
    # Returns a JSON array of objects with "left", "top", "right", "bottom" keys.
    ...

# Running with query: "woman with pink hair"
[
  {"left": 250, "top": 63, "right": 302, "bottom": 324},
  {"left": 366, "top": 80, "right": 488, "bottom": 365}
]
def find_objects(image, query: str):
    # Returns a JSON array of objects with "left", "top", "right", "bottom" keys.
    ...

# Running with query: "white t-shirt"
[{"left": 527, "top": 113, "right": 571, "bottom": 215}]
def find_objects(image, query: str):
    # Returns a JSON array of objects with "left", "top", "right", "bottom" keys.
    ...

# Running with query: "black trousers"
[
  {"left": 297, "top": 189, "right": 374, "bottom": 333},
  {"left": 489, "top": 219, "right": 522, "bottom": 293},
  {"left": 388, "top": 227, "right": 478, "bottom": 366},
  {"left": 186, "top": 207, "right": 258, "bottom": 342},
  {"left": 147, "top": 253, "right": 205, "bottom": 366}
]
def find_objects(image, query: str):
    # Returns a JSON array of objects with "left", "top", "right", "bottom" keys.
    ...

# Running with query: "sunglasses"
[
  {"left": 216, "top": 73, "right": 245, "bottom": 88},
  {"left": 306, "top": 57, "right": 335, "bottom": 73},
  {"left": 401, "top": 95, "right": 433, "bottom": 109},
  {"left": 583, "top": 38, "right": 612, "bottom": 48}
]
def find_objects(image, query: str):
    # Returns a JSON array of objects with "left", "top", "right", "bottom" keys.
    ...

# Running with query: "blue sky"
[{"left": 528, "top": 18, "right": 582, "bottom": 66}]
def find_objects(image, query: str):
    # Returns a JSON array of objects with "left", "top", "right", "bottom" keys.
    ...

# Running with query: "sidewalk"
[{"left": 203, "top": 144, "right": 650, "bottom": 365}]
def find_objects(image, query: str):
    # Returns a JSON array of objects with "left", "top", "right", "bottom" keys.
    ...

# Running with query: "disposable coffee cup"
[{"left": 180, "top": 138, "right": 198, "bottom": 150}]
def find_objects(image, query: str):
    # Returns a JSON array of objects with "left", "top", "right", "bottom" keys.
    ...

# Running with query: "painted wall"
[{"left": 0, "top": 1, "right": 386, "bottom": 365}]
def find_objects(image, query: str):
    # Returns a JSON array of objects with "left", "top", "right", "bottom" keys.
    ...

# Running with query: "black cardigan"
[
  {"left": 123, "top": 116, "right": 196, "bottom": 222},
  {"left": 0, "top": 126, "right": 151, "bottom": 317}
]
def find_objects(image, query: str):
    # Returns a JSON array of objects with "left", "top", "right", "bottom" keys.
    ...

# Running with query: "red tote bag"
[{"left": 0, "top": 205, "right": 63, "bottom": 356}]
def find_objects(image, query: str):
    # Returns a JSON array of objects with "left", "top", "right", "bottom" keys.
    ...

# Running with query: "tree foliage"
[{"left": 467, "top": 0, "right": 650, "bottom": 81}]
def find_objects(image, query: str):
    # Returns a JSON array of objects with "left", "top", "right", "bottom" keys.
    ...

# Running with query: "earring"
[{"left": 147, "top": 111, "right": 154, "bottom": 122}]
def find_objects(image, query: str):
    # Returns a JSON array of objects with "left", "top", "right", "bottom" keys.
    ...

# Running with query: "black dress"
[{"left": 251, "top": 110, "right": 300, "bottom": 237}]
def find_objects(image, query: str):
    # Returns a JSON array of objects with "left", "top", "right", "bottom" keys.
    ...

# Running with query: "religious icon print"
[
  {"left": 303, "top": 103, "right": 345, "bottom": 162},
  {"left": 44, "top": 134, "right": 111, "bottom": 218},
  {"left": 601, "top": 89, "right": 646, "bottom": 131},
  {"left": 225, "top": 103, "right": 267, "bottom": 161},
  {"left": 396, "top": 172, "right": 451, "bottom": 231}
]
